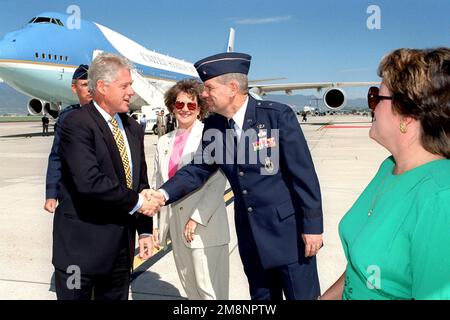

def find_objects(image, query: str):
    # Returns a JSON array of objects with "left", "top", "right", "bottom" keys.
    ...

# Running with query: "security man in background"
[{"left": 44, "top": 64, "right": 92, "bottom": 213}]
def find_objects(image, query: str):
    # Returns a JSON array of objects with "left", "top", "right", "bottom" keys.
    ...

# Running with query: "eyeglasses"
[
  {"left": 175, "top": 101, "right": 197, "bottom": 111},
  {"left": 368, "top": 86, "right": 393, "bottom": 110}
]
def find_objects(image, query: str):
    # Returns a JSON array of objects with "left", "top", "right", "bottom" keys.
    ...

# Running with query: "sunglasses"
[
  {"left": 368, "top": 86, "right": 393, "bottom": 110},
  {"left": 175, "top": 101, "right": 197, "bottom": 111}
]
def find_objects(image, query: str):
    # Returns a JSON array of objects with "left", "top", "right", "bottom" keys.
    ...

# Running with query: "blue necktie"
[
  {"left": 227, "top": 119, "right": 238, "bottom": 163},
  {"left": 228, "top": 119, "right": 237, "bottom": 145}
]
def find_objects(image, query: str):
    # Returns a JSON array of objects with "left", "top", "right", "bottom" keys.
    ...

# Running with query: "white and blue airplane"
[{"left": 0, "top": 12, "right": 377, "bottom": 118}]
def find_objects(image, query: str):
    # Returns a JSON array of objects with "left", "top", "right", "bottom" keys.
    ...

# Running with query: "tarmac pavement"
[{"left": 0, "top": 114, "right": 389, "bottom": 299}]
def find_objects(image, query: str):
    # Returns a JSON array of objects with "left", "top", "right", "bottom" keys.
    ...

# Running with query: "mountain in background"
[
  {"left": 0, "top": 83, "right": 368, "bottom": 115},
  {"left": 265, "top": 94, "right": 368, "bottom": 112}
]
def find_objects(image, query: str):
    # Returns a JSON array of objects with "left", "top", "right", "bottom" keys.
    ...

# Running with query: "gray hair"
[
  {"left": 216, "top": 73, "right": 249, "bottom": 93},
  {"left": 88, "top": 52, "right": 135, "bottom": 95}
]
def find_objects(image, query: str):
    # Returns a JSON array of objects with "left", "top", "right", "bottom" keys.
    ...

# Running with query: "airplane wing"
[{"left": 250, "top": 81, "right": 380, "bottom": 95}]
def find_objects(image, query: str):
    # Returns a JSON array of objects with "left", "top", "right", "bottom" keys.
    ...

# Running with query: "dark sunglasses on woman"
[
  {"left": 175, "top": 101, "right": 197, "bottom": 111},
  {"left": 368, "top": 86, "right": 393, "bottom": 110}
]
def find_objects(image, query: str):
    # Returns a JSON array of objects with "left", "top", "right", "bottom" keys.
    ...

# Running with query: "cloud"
[{"left": 234, "top": 16, "right": 291, "bottom": 25}]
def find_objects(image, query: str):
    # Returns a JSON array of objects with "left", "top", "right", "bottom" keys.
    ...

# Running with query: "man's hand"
[
  {"left": 302, "top": 234, "right": 323, "bottom": 257},
  {"left": 184, "top": 218, "right": 198, "bottom": 243},
  {"left": 140, "top": 189, "right": 154, "bottom": 200},
  {"left": 138, "top": 234, "right": 154, "bottom": 260},
  {"left": 140, "top": 189, "right": 166, "bottom": 203},
  {"left": 152, "top": 228, "right": 161, "bottom": 250},
  {"left": 138, "top": 189, "right": 165, "bottom": 217},
  {"left": 138, "top": 197, "right": 162, "bottom": 217},
  {"left": 44, "top": 199, "right": 57, "bottom": 213}
]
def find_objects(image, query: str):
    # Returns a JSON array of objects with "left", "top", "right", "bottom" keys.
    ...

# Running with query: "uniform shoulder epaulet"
[
  {"left": 204, "top": 112, "right": 226, "bottom": 127},
  {"left": 204, "top": 112, "right": 222, "bottom": 122},
  {"left": 254, "top": 99, "right": 288, "bottom": 112},
  {"left": 59, "top": 104, "right": 81, "bottom": 116}
]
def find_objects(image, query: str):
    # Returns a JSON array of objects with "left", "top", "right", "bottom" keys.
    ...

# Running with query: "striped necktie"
[{"left": 110, "top": 117, "right": 132, "bottom": 189}]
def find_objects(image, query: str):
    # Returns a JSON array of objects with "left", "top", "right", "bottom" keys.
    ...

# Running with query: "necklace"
[{"left": 367, "top": 171, "right": 400, "bottom": 216}]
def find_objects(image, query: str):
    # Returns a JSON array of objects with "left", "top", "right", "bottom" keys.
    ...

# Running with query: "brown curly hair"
[
  {"left": 378, "top": 47, "right": 450, "bottom": 158},
  {"left": 164, "top": 78, "right": 208, "bottom": 120}
]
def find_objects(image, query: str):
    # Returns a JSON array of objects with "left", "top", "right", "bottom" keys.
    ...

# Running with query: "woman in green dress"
[{"left": 321, "top": 47, "right": 450, "bottom": 300}]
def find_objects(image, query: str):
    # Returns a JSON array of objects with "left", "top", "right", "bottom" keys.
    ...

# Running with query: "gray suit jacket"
[{"left": 152, "top": 120, "right": 230, "bottom": 248}]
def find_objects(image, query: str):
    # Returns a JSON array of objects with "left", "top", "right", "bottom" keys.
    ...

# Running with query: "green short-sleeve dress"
[{"left": 339, "top": 156, "right": 450, "bottom": 300}]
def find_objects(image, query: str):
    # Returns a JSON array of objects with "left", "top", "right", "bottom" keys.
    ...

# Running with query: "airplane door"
[{"left": 58, "top": 67, "right": 65, "bottom": 81}]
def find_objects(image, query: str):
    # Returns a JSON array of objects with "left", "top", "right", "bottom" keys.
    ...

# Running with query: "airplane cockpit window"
[
  {"left": 28, "top": 17, "right": 65, "bottom": 27},
  {"left": 33, "top": 17, "right": 52, "bottom": 24},
  {"left": 52, "top": 18, "right": 65, "bottom": 26}
]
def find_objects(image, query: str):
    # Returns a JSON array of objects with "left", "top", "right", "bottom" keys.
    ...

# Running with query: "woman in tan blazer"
[{"left": 151, "top": 79, "right": 230, "bottom": 299}]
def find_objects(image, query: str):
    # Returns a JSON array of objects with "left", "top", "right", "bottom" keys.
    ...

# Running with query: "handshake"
[{"left": 137, "top": 189, "right": 166, "bottom": 217}]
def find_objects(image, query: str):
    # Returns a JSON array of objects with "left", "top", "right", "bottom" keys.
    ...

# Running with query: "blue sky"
[{"left": 0, "top": 0, "right": 449, "bottom": 98}]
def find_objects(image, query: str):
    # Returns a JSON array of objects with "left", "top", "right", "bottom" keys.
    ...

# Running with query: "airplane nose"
[
  {"left": 0, "top": 37, "right": 18, "bottom": 79},
  {"left": 0, "top": 32, "right": 18, "bottom": 60}
]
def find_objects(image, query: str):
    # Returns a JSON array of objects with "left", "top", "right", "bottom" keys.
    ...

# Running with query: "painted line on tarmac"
[
  {"left": 131, "top": 187, "right": 234, "bottom": 281},
  {"left": 317, "top": 120, "right": 333, "bottom": 131}
]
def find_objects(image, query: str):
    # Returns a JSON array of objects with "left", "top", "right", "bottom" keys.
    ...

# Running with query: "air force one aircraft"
[{"left": 0, "top": 12, "right": 377, "bottom": 118}]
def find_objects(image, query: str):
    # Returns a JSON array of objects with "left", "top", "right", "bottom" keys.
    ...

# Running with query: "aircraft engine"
[
  {"left": 323, "top": 87, "right": 347, "bottom": 110},
  {"left": 27, "top": 99, "right": 46, "bottom": 115},
  {"left": 248, "top": 87, "right": 264, "bottom": 100},
  {"left": 44, "top": 102, "right": 61, "bottom": 119},
  {"left": 27, "top": 99, "right": 61, "bottom": 118}
]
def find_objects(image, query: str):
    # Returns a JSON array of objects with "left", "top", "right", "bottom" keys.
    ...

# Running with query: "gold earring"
[{"left": 399, "top": 122, "right": 407, "bottom": 134}]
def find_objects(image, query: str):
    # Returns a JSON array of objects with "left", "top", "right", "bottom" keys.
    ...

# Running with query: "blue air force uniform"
[
  {"left": 45, "top": 64, "right": 89, "bottom": 199},
  {"left": 160, "top": 53, "right": 323, "bottom": 300},
  {"left": 45, "top": 104, "right": 81, "bottom": 199}
]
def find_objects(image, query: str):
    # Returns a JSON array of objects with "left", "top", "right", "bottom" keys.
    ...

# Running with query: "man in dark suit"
[
  {"left": 41, "top": 115, "right": 49, "bottom": 135},
  {"left": 151, "top": 52, "right": 324, "bottom": 300},
  {"left": 53, "top": 53, "right": 162, "bottom": 300}
]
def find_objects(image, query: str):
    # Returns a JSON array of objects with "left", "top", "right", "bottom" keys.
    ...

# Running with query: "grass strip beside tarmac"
[{"left": 0, "top": 116, "right": 42, "bottom": 122}]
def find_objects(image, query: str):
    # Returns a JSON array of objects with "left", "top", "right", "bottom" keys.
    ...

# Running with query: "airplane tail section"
[{"left": 226, "top": 28, "right": 235, "bottom": 52}]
